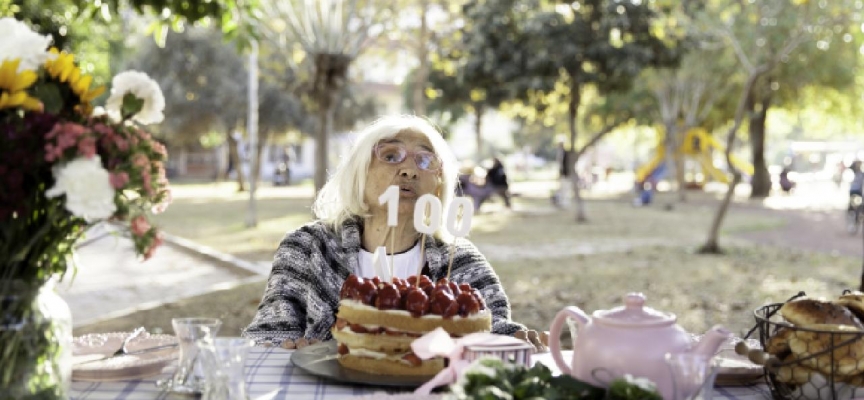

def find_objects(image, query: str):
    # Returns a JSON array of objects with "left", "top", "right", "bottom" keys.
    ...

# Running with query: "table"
[{"left": 70, "top": 347, "right": 772, "bottom": 399}]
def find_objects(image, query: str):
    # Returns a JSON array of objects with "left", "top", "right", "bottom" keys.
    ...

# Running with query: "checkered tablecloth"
[{"left": 70, "top": 347, "right": 771, "bottom": 399}]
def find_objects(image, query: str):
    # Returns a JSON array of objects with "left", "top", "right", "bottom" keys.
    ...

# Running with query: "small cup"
[
  {"left": 159, "top": 318, "right": 222, "bottom": 394},
  {"left": 198, "top": 338, "right": 255, "bottom": 400}
]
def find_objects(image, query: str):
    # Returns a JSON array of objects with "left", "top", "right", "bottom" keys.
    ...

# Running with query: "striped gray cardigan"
[{"left": 242, "top": 218, "right": 525, "bottom": 346}]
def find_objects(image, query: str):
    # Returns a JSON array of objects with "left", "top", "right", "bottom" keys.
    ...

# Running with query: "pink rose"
[
  {"left": 109, "top": 172, "right": 129, "bottom": 189},
  {"left": 44, "top": 144, "right": 62, "bottom": 162},
  {"left": 144, "top": 232, "right": 164, "bottom": 260},
  {"left": 151, "top": 141, "right": 167, "bottom": 156},
  {"left": 92, "top": 123, "right": 113, "bottom": 136},
  {"left": 130, "top": 215, "right": 151, "bottom": 237},
  {"left": 77, "top": 136, "right": 97, "bottom": 159},
  {"left": 113, "top": 136, "right": 129, "bottom": 152},
  {"left": 132, "top": 153, "right": 149, "bottom": 168},
  {"left": 151, "top": 188, "right": 172, "bottom": 214}
]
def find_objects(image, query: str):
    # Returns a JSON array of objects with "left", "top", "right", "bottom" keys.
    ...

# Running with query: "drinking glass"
[
  {"left": 198, "top": 338, "right": 254, "bottom": 400},
  {"left": 665, "top": 352, "right": 716, "bottom": 400},
  {"left": 159, "top": 318, "right": 222, "bottom": 394}
]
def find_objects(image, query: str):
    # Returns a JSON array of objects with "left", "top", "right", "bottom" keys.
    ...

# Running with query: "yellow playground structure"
[{"left": 635, "top": 128, "right": 754, "bottom": 185}]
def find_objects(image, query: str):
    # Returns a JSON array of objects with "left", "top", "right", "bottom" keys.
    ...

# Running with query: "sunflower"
[
  {"left": 0, "top": 59, "right": 42, "bottom": 111},
  {"left": 44, "top": 48, "right": 105, "bottom": 113}
]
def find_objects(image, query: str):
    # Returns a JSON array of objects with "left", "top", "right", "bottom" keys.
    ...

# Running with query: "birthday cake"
[{"left": 332, "top": 274, "right": 492, "bottom": 375}]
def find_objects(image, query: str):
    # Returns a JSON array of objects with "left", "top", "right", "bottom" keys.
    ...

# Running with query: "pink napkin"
[{"left": 411, "top": 328, "right": 526, "bottom": 394}]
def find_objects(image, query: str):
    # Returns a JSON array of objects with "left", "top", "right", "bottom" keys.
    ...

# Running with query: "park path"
[
  {"left": 502, "top": 178, "right": 864, "bottom": 260},
  {"left": 720, "top": 178, "right": 863, "bottom": 259},
  {"left": 734, "top": 206, "right": 862, "bottom": 258}
]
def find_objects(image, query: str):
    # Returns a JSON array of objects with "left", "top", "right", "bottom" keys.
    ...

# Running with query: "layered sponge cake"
[{"left": 332, "top": 274, "right": 492, "bottom": 376}]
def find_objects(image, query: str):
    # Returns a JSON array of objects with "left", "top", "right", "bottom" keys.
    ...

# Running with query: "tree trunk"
[
  {"left": 412, "top": 0, "right": 429, "bottom": 116},
  {"left": 568, "top": 81, "right": 587, "bottom": 222},
  {"left": 226, "top": 128, "right": 246, "bottom": 192},
  {"left": 253, "top": 130, "right": 271, "bottom": 189},
  {"left": 674, "top": 150, "right": 686, "bottom": 202},
  {"left": 314, "top": 104, "right": 331, "bottom": 193},
  {"left": 311, "top": 54, "right": 349, "bottom": 195},
  {"left": 700, "top": 69, "right": 767, "bottom": 253},
  {"left": 749, "top": 91, "right": 772, "bottom": 198},
  {"left": 663, "top": 121, "right": 685, "bottom": 205},
  {"left": 474, "top": 104, "right": 484, "bottom": 162}
]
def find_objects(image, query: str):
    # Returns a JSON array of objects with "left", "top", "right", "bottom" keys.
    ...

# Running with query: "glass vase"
[{"left": 0, "top": 279, "right": 73, "bottom": 400}]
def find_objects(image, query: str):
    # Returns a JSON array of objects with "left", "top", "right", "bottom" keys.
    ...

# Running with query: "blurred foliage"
[{"left": 124, "top": 28, "right": 311, "bottom": 148}]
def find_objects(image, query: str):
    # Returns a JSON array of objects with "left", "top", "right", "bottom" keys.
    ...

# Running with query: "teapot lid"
[{"left": 594, "top": 293, "right": 676, "bottom": 327}]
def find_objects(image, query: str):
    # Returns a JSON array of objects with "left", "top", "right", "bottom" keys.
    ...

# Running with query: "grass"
[{"left": 77, "top": 179, "right": 861, "bottom": 342}]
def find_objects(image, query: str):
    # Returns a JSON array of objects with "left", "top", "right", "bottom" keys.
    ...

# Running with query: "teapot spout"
[{"left": 690, "top": 325, "right": 733, "bottom": 358}]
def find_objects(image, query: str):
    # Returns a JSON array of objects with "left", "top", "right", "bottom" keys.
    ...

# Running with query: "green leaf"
[
  {"left": 121, "top": 92, "right": 145, "bottom": 120},
  {"left": 31, "top": 83, "right": 64, "bottom": 115}
]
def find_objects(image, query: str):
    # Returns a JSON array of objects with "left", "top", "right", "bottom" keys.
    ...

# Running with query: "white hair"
[{"left": 312, "top": 115, "right": 459, "bottom": 241}]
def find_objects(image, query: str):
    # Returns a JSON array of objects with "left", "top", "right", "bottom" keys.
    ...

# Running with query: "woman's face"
[{"left": 364, "top": 130, "right": 441, "bottom": 221}]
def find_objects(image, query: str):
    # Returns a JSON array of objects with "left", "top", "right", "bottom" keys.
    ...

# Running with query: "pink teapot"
[{"left": 549, "top": 293, "right": 733, "bottom": 400}]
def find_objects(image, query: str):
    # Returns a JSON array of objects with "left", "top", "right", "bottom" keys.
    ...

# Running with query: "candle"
[
  {"left": 372, "top": 246, "right": 392, "bottom": 281},
  {"left": 413, "top": 194, "right": 442, "bottom": 235},
  {"left": 446, "top": 197, "right": 474, "bottom": 238},
  {"left": 378, "top": 185, "right": 400, "bottom": 227}
]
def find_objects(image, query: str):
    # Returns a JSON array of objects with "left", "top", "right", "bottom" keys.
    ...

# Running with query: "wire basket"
[{"left": 754, "top": 302, "right": 864, "bottom": 400}]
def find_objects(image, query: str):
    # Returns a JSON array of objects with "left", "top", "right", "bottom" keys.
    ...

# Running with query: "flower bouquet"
[{"left": 0, "top": 17, "right": 171, "bottom": 398}]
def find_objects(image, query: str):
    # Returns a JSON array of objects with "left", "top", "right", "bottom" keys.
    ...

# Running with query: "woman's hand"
[
  {"left": 514, "top": 330, "right": 549, "bottom": 353},
  {"left": 280, "top": 338, "right": 321, "bottom": 350}
]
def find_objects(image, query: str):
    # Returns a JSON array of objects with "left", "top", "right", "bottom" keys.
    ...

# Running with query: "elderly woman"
[{"left": 243, "top": 115, "right": 526, "bottom": 348}]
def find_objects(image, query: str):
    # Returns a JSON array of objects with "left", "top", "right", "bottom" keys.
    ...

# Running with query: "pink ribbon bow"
[{"left": 411, "top": 327, "right": 527, "bottom": 394}]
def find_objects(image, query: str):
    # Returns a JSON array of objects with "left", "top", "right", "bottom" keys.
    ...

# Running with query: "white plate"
[{"left": 72, "top": 332, "right": 178, "bottom": 382}]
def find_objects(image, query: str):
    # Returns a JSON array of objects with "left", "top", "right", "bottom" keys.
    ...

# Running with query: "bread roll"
[
  {"left": 780, "top": 299, "right": 864, "bottom": 328},
  {"left": 775, "top": 360, "right": 819, "bottom": 385},
  {"left": 788, "top": 324, "right": 864, "bottom": 377},
  {"left": 837, "top": 297, "right": 864, "bottom": 322},
  {"left": 766, "top": 327, "right": 793, "bottom": 357}
]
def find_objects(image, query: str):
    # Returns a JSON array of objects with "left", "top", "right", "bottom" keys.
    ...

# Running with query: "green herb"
[
  {"left": 448, "top": 358, "right": 663, "bottom": 400},
  {"left": 607, "top": 376, "right": 663, "bottom": 400}
]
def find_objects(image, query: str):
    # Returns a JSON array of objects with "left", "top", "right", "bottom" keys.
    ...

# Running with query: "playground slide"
[
  {"left": 729, "top": 155, "right": 755, "bottom": 177},
  {"left": 636, "top": 128, "right": 756, "bottom": 185},
  {"left": 697, "top": 153, "right": 729, "bottom": 184},
  {"left": 635, "top": 148, "right": 666, "bottom": 183}
]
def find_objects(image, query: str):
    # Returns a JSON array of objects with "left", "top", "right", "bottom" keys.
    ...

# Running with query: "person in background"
[
  {"left": 486, "top": 157, "right": 511, "bottom": 209},
  {"left": 243, "top": 115, "right": 527, "bottom": 348},
  {"left": 835, "top": 161, "right": 847, "bottom": 189},
  {"left": 457, "top": 164, "right": 494, "bottom": 211},
  {"left": 850, "top": 160, "right": 863, "bottom": 208},
  {"left": 779, "top": 166, "right": 795, "bottom": 194},
  {"left": 554, "top": 141, "right": 572, "bottom": 207}
]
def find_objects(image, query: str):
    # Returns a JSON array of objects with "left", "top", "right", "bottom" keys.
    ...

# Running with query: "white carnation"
[
  {"left": 46, "top": 157, "right": 117, "bottom": 222},
  {"left": 0, "top": 17, "right": 54, "bottom": 71},
  {"left": 105, "top": 70, "right": 165, "bottom": 125}
]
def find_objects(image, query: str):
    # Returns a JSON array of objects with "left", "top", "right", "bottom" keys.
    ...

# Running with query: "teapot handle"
[{"left": 549, "top": 306, "right": 590, "bottom": 376}]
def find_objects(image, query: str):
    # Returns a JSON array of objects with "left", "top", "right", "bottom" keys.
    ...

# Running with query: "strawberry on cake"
[{"left": 332, "top": 274, "right": 492, "bottom": 376}]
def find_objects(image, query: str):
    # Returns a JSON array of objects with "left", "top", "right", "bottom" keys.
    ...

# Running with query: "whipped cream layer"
[{"left": 339, "top": 299, "right": 491, "bottom": 321}]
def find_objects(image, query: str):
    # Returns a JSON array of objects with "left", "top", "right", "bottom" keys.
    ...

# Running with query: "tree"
[
  {"left": 642, "top": 43, "right": 735, "bottom": 203},
  {"left": 513, "top": 0, "right": 682, "bottom": 221},
  {"left": 259, "top": 0, "right": 384, "bottom": 194},
  {"left": 129, "top": 28, "right": 307, "bottom": 192},
  {"left": 697, "top": 0, "right": 860, "bottom": 253},
  {"left": 741, "top": 10, "right": 860, "bottom": 198},
  {"left": 427, "top": 0, "right": 531, "bottom": 161}
]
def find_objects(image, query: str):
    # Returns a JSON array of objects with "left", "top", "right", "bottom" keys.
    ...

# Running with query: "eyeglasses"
[{"left": 374, "top": 142, "right": 442, "bottom": 172}]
